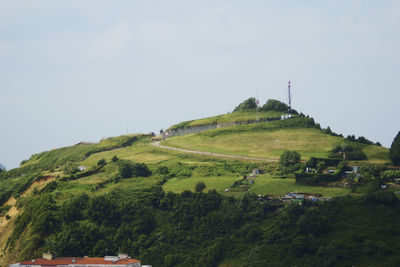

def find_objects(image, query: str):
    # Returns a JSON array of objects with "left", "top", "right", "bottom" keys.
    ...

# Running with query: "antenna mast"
[{"left": 288, "top": 80, "right": 292, "bottom": 112}]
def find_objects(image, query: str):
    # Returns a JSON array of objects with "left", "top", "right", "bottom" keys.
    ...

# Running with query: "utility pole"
[
  {"left": 256, "top": 98, "right": 260, "bottom": 121},
  {"left": 288, "top": 80, "right": 292, "bottom": 112}
]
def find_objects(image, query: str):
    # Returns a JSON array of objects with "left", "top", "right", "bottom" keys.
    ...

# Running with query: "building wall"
[{"left": 163, "top": 117, "right": 282, "bottom": 138}]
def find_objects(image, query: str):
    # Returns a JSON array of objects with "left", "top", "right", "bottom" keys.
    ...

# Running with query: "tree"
[
  {"left": 259, "top": 99, "right": 289, "bottom": 112},
  {"left": 195, "top": 181, "right": 206, "bottom": 193},
  {"left": 62, "top": 162, "right": 79, "bottom": 174},
  {"left": 131, "top": 162, "right": 152, "bottom": 177},
  {"left": 97, "top": 159, "right": 106, "bottom": 166},
  {"left": 390, "top": 131, "right": 400, "bottom": 166},
  {"left": 233, "top": 97, "right": 258, "bottom": 112},
  {"left": 316, "top": 162, "right": 326, "bottom": 173},
  {"left": 119, "top": 162, "right": 132, "bottom": 178},
  {"left": 279, "top": 151, "right": 301, "bottom": 167},
  {"left": 279, "top": 151, "right": 301, "bottom": 176}
]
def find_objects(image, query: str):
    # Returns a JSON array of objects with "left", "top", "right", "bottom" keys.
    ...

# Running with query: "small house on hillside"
[{"left": 10, "top": 253, "right": 143, "bottom": 267}]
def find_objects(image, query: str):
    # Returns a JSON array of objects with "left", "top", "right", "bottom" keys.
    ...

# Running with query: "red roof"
[{"left": 19, "top": 257, "right": 140, "bottom": 266}]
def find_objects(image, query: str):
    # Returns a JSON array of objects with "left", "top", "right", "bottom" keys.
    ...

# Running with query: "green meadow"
[
  {"left": 167, "top": 110, "right": 286, "bottom": 130},
  {"left": 250, "top": 174, "right": 351, "bottom": 197},
  {"left": 162, "top": 125, "right": 389, "bottom": 163},
  {"left": 162, "top": 173, "right": 351, "bottom": 198}
]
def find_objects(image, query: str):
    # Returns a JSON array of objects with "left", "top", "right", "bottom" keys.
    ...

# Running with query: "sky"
[{"left": 1, "top": 0, "right": 399, "bottom": 169}]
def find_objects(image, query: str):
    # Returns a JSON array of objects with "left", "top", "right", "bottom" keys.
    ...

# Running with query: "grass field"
[
  {"left": 163, "top": 128, "right": 343, "bottom": 160},
  {"left": 167, "top": 110, "right": 286, "bottom": 130},
  {"left": 161, "top": 125, "right": 389, "bottom": 163},
  {"left": 162, "top": 173, "right": 351, "bottom": 198},
  {"left": 163, "top": 175, "right": 241, "bottom": 194},
  {"left": 250, "top": 174, "right": 351, "bottom": 197}
]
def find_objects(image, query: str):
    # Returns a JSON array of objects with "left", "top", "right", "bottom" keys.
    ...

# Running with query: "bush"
[
  {"left": 233, "top": 97, "right": 258, "bottom": 112},
  {"left": 330, "top": 144, "right": 367, "bottom": 160},
  {"left": 119, "top": 161, "right": 152, "bottom": 178},
  {"left": 131, "top": 162, "right": 152, "bottom": 177},
  {"left": 307, "top": 157, "right": 341, "bottom": 168},
  {"left": 62, "top": 162, "right": 79, "bottom": 174},
  {"left": 156, "top": 166, "right": 169, "bottom": 175},
  {"left": 97, "top": 159, "right": 107, "bottom": 166},
  {"left": 381, "top": 170, "right": 400, "bottom": 179},
  {"left": 295, "top": 173, "right": 341, "bottom": 185},
  {"left": 259, "top": 99, "right": 289, "bottom": 112},
  {"left": 195, "top": 182, "right": 206, "bottom": 193},
  {"left": 279, "top": 151, "right": 301, "bottom": 176},
  {"left": 316, "top": 162, "right": 326, "bottom": 173},
  {"left": 119, "top": 162, "right": 132, "bottom": 178},
  {"left": 111, "top": 156, "right": 119, "bottom": 162},
  {"left": 280, "top": 151, "right": 301, "bottom": 167}
]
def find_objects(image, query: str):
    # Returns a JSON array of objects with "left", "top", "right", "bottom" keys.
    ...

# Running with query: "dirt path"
[{"left": 152, "top": 141, "right": 275, "bottom": 162}]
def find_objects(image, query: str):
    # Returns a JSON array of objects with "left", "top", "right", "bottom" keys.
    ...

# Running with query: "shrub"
[
  {"left": 62, "top": 162, "right": 79, "bottom": 174},
  {"left": 279, "top": 151, "right": 301, "bottom": 176},
  {"left": 259, "top": 99, "right": 289, "bottom": 112},
  {"left": 118, "top": 161, "right": 151, "bottom": 178},
  {"left": 131, "top": 162, "right": 152, "bottom": 177},
  {"left": 381, "top": 170, "right": 400, "bottom": 179},
  {"left": 156, "top": 166, "right": 169, "bottom": 175},
  {"left": 97, "top": 159, "right": 107, "bottom": 166},
  {"left": 111, "top": 156, "right": 119, "bottom": 162},
  {"left": 280, "top": 151, "right": 301, "bottom": 167},
  {"left": 330, "top": 144, "right": 367, "bottom": 160},
  {"left": 119, "top": 162, "right": 132, "bottom": 178},
  {"left": 233, "top": 97, "right": 258, "bottom": 112},
  {"left": 195, "top": 182, "right": 206, "bottom": 193},
  {"left": 316, "top": 162, "right": 326, "bottom": 173}
]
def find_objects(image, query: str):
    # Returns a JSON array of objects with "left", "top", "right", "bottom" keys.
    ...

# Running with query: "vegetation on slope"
[
  {"left": 0, "top": 97, "right": 397, "bottom": 266},
  {"left": 167, "top": 110, "right": 285, "bottom": 131},
  {"left": 167, "top": 98, "right": 299, "bottom": 131},
  {"left": 162, "top": 117, "right": 389, "bottom": 163},
  {"left": 4, "top": 185, "right": 400, "bottom": 267}
]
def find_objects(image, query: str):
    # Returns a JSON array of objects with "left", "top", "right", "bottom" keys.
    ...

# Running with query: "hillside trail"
[{"left": 152, "top": 141, "right": 276, "bottom": 162}]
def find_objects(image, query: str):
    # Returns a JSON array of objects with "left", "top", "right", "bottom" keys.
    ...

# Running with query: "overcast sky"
[{"left": 1, "top": 0, "right": 399, "bottom": 169}]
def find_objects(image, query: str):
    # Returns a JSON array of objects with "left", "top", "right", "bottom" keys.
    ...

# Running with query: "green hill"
[
  {"left": 163, "top": 118, "right": 389, "bottom": 163},
  {"left": 0, "top": 99, "right": 398, "bottom": 266},
  {"left": 167, "top": 110, "right": 286, "bottom": 131}
]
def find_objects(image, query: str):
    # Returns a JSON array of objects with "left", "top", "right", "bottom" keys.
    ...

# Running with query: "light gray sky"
[{"left": 1, "top": 0, "right": 399, "bottom": 169}]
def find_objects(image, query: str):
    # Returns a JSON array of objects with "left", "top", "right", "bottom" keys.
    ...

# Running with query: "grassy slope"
[
  {"left": 250, "top": 174, "right": 350, "bottom": 197},
  {"left": 167, "top": 110, "right": 285, "bottom": 130},
  {"left": 162, "top": 122, "right": 389, "bottom": 163},
  {"left": 162, "top": 173, "right": 350, "bottom": 198},
  {"left": 0, "top": 113, "right": 392, "bottom": 264}
]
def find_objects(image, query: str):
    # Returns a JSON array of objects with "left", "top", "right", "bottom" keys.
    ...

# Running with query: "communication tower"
[{"left": 288, "top": 81, "right": 292, "bottom": 112}]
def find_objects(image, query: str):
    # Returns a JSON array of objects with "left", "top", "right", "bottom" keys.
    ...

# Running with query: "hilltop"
[{"left": 0, "top": 98, "right": 399, "bottom": 266}]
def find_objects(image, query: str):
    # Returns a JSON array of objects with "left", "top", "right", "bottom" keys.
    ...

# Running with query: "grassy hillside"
[
  {"left": 163, "top": 173, "right": 351, "bottom": 198},
  {"left": 167, "top": 110, "right": 286, "bottom": 130},
  {"left": 0, "top": 107, "right": 396, "bottom": 266},
  {"left": 162, "top": 118, "right": 389, "bottom": 164}
]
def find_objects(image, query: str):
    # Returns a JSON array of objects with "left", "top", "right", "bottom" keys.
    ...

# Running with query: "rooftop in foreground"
[{"left": 11, "top": 254, "right": 143, "bottom": 267}]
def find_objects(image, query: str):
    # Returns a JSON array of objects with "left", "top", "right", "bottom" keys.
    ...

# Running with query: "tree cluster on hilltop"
[{"left": 233, "top": 97, "right": 298, "bottom": 114}]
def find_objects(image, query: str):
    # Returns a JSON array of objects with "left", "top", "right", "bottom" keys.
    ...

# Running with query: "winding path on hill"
[{"left": 152, "top": 141, "right": 276, "bottom": 162}]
